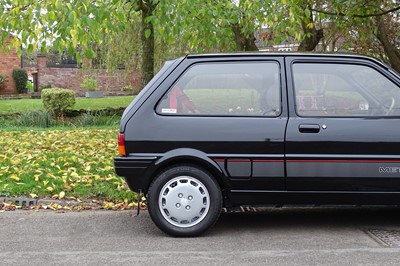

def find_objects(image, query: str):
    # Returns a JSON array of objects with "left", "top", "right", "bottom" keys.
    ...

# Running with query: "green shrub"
[
  {"left": 39, "top": 84, "right": 52, "bottom": 91},
  {"left": 78, "top": 111, "right": 120, "bottom": 126},
  {"left": 15, "top": 110, "right": 53, "bottom": 127},
  {"left": 12, "top": 69, "right": 28, "bottom": 93},
  {"left": 0, "top": 74, "right": 8, "bottom": 90},
  {"left": 26, "top": 81, "right": 34, "bottom": 92},
  {"left": 80, "top": 78, "right": 98, "bottom": 91},
  {"left": 42, "top": 88, "right": 76, "bottom": 117},
  {"left": 121, "top": 85, "right": 134, "bottom": 94}
]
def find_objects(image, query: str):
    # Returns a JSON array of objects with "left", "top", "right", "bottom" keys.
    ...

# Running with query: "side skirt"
[{"left": 228, "top": 190, "right": 400, "bottom": 207}]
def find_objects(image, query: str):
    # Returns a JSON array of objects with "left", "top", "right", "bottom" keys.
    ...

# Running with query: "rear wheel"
[{"left": 148, "top": 165, "right": 222, "bottom": 237}]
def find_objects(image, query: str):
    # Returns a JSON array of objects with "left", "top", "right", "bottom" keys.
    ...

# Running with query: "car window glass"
[
  {"left": 352, "top": 67, "right": 399, "bottom": 103},
  {"left": 293, "top": 63, "right": 400, "bottom": 117},
  {"left": 157, "top": 62, "right": 281, "bottom": 116}
]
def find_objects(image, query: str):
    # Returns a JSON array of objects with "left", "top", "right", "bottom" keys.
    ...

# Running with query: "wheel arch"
[{"left": 144, "top": 148, "right": 230, "bottom": 196}]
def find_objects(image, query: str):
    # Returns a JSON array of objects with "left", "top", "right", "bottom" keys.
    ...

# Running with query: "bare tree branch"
[{"left": 311, "top": 5, "right": 400, "bottom": 18}]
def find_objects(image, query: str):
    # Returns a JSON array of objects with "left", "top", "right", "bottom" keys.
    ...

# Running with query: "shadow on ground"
[{"left": 213, "top": 207, "right": 400, "bottom": 233}]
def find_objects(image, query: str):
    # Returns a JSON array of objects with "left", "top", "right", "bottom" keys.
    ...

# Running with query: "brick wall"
[
  {"left": 37, "top": 56, "right": 141, "bottom": 96},
  {"left": 0, "top": 42, "right": 142, "bottom": 96},
  {"left": 0, "top": 36, "right": 21, "bottom": 94}
]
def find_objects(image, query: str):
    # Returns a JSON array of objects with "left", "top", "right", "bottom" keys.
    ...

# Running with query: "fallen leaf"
[
  {"left": 9, "top": 174, "right": 20, "bottom": 181},
  {"left": 59, "top": 191, "right": 65, "bottom": 199},
  {"left": 103, "top": 202, "right": 114, "bottom": 209},
  {"left": 70, "top": 172, "right": 79, "bottom": 178}
]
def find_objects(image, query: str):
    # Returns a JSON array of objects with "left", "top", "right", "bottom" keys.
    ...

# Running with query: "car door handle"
[{"left": 298, "top": 124, "right": 320, "bottom": 133}]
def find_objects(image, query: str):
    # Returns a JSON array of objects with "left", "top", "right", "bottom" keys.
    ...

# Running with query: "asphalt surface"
[{"left": 1, "top": 207, "right": 400, "bottom": 265}]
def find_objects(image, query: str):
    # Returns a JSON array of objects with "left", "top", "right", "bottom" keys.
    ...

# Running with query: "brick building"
[{"left": 0, "top": 35, "right": 21, "bottom": 94}]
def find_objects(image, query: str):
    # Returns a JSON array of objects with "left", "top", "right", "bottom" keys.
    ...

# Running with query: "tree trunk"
[
  {"left": 232, "top": 23, "right": 258, "bottom": 51},
  {"left": 297, "top": 6, "right": 323, "bottom": 52},
  {"left": 298, "top": 21, "right": 324, "bottom": 51},
  {"left": 140, "top": 1, "right": 156, "bottom": 88},
  {"left": 376, "top": 17, "right": 400, "bottom": 73}
]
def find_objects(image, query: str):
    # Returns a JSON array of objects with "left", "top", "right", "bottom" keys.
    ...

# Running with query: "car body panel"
[{"left": 115, "top": 53, "right": 400, "bottom": 207}]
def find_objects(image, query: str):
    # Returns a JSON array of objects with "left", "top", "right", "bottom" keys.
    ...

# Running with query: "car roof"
[
  {"left": 186, "top": 52, "right": 380, "bottom": 62},
  {"left": 186, "top": 52, "right": 387, "bottom": 66},
  {"left": 187, "top": 52, "right": 370, "bottom": 59}
]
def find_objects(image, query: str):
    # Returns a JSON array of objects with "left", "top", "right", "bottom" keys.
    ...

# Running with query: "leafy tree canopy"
[
  {"left": 0, "top": 0, "right": 126, "bottom": 61},
  {"left": 2, "top": 0, "right": 400, "bottom": 84}
]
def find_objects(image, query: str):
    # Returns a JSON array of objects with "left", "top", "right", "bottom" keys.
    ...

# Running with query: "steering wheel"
[{"left": 385, "top": 97, "right": 395, "bottom": 116}]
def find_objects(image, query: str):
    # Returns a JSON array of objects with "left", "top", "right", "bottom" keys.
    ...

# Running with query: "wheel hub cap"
[{"left": 159, "top": 176, "right": 210, "bottom": 228}]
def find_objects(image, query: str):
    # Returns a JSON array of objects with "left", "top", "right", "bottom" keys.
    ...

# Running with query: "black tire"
[{"left": 147, "top": 164, "right": 222, "bottom": 237}]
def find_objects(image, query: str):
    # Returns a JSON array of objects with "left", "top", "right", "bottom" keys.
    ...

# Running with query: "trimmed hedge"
[{"left": 42, "top": 88, "right": 76, "bottom": 117}]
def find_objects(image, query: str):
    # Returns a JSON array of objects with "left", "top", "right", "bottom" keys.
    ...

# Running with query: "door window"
[{"left": 292, "top": 63, "right": 400, "bottom": 117}]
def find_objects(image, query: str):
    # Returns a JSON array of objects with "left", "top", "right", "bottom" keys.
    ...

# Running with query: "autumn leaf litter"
[{"left": 0, "top": 129, "right": 146, "bottom": 212}]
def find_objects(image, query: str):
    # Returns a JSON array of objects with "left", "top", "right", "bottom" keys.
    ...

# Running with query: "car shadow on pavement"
[{"left": 213, "top": 206, "right": 400, "bottom": 233}]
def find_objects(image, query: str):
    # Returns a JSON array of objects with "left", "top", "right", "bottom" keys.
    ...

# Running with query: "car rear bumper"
[{"left": 114, "top": 156, "right": 156, "bottom": 192}]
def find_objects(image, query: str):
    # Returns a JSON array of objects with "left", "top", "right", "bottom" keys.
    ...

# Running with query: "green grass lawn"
[
  {"left": 0, "top": 129, "right": 135, "bottom": 204},
  {"left": 0, "top": 96, "right": 134, "bottom": 114}
]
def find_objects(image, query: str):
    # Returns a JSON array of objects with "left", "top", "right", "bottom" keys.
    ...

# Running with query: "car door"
[{"left": 285, "top": 56, "right": 400, "bottom": 192}]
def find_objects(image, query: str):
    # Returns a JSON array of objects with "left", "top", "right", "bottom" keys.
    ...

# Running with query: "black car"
[{"left": 115, "top": 53, "right": 400, "bottom": 237}]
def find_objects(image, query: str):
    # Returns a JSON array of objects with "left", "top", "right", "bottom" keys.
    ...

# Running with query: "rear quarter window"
[{"left": 156, "top": 62, "right": 281, "bottom": 116}]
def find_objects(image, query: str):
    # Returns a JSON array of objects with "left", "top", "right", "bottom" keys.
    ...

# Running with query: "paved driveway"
[{"left": 1, "top": 207, "right": 400, "bottom": 265}]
